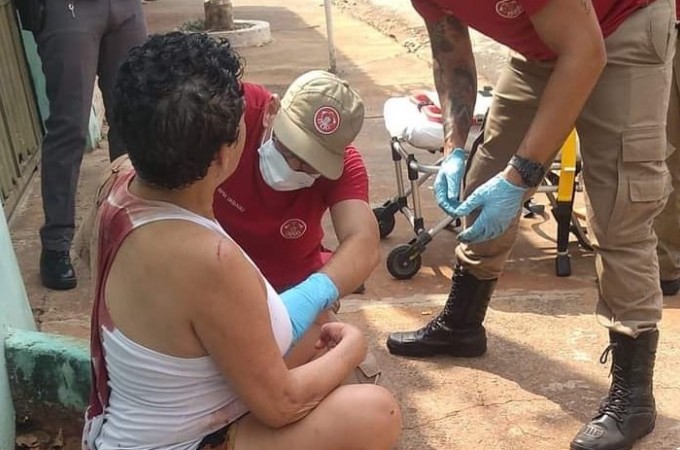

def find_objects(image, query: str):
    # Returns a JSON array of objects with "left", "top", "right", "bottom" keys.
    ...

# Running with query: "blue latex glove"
[
  {"left": 434, "top": 148, "right": 466, "bottom": 216},
  {"left": 279, "top": 273, "right": 339, "bottom": 343},
  {"left": 453, "top": 174, "right": 527, "bottom": 244}
]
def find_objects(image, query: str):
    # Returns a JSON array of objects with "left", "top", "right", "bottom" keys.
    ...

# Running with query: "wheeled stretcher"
[{"left": 374, "top": 88, "right": 592, "bottom": 280}]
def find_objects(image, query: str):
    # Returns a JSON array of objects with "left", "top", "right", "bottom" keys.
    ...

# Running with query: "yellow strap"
[{"left": 557, "top": 129, "right": 578, "bottom": 202}]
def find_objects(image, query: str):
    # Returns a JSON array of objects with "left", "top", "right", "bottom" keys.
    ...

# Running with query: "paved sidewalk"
[
  {"left": 9, "top": 0, "right": 680, "bottom": 448},
  {"left": 332, "top": 0, "right": 511, "bottom": 86}
]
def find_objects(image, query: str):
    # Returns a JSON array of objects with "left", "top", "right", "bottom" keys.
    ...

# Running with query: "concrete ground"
[{"left": 9, "top": 0, "right": 680, "bottom": 449}]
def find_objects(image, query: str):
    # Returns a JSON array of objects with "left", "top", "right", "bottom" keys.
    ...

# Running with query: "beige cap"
[{"left": 272, "top": 70, "right": 365, "bottom": 180}]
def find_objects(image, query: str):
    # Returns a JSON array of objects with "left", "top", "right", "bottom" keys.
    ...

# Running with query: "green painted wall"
[
  {"left": 0, "top": 200, "right": 36, "bottom": 450},
  {"left": 18, "top": 28, "right": 48, "bottom": 131},
  {"left": 4, "top": 329, "right": 90, "bottom": 416}
]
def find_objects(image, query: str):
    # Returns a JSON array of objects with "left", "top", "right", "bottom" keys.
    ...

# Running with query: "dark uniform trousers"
[{"left": 36, "top": 0, "right": 147, "bottom": 252}]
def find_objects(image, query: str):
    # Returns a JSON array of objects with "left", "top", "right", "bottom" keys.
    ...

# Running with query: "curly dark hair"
[{"left": 113, "top": 32, "right": 245, "bottom": 189}]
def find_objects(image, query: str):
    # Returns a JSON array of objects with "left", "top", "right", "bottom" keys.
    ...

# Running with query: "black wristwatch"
[{"left": 508, "top": 155, "right": 545, "bottom": 188}]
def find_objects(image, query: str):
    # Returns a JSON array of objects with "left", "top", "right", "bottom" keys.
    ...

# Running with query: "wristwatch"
[{"left": 508, "top": 155, "right": 545, "bottom": 188}]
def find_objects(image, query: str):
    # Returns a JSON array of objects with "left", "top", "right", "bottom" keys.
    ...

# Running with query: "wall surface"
[{"left": 0, "top": 200, "right": 36, "bottom": 450}]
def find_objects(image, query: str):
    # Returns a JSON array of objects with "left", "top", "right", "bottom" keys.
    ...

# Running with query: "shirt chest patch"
[
  {"left": 280, "top": 218, "right": 307, "bottom": 240},
  {"left": 495, "top": 0, "right": 524, "bottom": 19}
]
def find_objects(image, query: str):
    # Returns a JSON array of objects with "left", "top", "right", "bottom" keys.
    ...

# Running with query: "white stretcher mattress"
[{"left": 383, "top": 89, "right": 494, "bottom": 151}]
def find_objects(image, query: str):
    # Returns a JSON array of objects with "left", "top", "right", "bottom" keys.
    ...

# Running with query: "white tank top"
[{"left": 91, "top": 199, "right": 293, "bottom": 450}]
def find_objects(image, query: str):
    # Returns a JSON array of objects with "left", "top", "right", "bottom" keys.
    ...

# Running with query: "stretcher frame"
[{"left": 374, "top": 109, "right": 592, "bottom": 280}]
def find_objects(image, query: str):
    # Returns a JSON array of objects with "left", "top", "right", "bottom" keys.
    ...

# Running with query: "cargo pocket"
[
  {"left": 648, "top": 0, "right": 675, "bottom": 63},
  {"left": 629, "top": 176, "right": 669, "bottom": 203},
  {"left": 607, "top": 127, "right": 672, "bottom": 243},
  {"left": 625, "top": 174, "right": 671, "bottom": 242},
  {"left": 622, "top": 126, "right": 670, "bottom": 203},
  {"left": 622, "top": 126, "right": 667, "bottom": 163}
]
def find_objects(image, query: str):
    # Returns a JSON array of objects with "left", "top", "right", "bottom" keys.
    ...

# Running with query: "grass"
[{"left": 178, "top": 18, "right": 206, "bottom": 32}]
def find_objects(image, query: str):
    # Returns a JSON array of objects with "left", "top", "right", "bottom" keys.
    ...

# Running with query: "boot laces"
[
  {"left": 597, "top": 343, "right": 631, "bottom": 423},
  {"left": 436, "top": 273, "right": 463, "bottom": 325},
  {"left": 424, "top": 314, "right": 450, "bottom": 334},
  {"left": 55, "top": 251, "right": 71, "bottom": 263}
]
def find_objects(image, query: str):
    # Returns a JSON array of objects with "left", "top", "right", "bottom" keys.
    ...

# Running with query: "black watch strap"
[{"left": 508, "top": 155, "right": 545, "bottom": 188}]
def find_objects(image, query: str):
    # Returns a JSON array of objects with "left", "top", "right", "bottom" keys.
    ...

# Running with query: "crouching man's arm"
[{"left": 322, "top": 199, "right": 380, "bottom": 296}]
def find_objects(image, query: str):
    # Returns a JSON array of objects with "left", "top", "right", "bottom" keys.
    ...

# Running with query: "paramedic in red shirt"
[
  {"left": 385, "top": 1, "right": 677, "bottom": 449},
  {"left": 213, "top": 70, "right": 381, "bottom": 371}
]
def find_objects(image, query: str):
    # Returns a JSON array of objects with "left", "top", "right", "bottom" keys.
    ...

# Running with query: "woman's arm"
[{"left": 190, "top": 236, "right": 367, "bottom": 428}]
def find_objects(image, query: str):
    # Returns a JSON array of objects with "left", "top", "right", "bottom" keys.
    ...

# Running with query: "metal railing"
[{"left": 0, "top": 0, "right": 42, "bottom": 218}]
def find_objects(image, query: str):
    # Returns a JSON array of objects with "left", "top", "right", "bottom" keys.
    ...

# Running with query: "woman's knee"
[
  {"left": 337, "top": 385, "right": 402, "bottom": 448},
  {"left": 369, "top": 386, "right": 402, "bottom": 444},
  {"left": 235, "top": 385, "right": 401, "bottom": 450}
]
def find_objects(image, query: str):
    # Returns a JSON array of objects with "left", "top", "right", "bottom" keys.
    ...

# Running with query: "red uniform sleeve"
[
  {"left": 411, "top": 0, "right": 445, "bottom": 22},
  {"left": 324, "top": 146, "right": 369, "bottom": 206},
  {"left": 242, "top": 82, "right": 272, "bottom": 142}
]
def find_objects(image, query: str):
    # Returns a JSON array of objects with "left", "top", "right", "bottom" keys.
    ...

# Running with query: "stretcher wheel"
[
  {"left": 555, "top": 254, "right": 571, "bottom": 277},
  {"left": 387, "top": 244, "right": 422, "bottom": 280},
  {"left": 373, "top": 206, "right": 396, "bottom": 239},
  {"left": 570, "top": 224, "right": 593, "bottom": 251}
]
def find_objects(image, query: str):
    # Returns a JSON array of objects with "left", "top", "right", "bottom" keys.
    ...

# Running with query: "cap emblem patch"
[{"left": 313, "top": 106, "right": 341, "bottom": 135}]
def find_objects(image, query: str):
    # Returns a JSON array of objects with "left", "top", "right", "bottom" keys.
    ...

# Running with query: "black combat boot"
[
  {"left": 571, "top": 329, "right": 659, "bottom": 450},
  {"left": 386, "top": 265, "right": 497, "bottom": 357},
  {"left": 40, "top": 249, "right": 77, "bottom": 290}
]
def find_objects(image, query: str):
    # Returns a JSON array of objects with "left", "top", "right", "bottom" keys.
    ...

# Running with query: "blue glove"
[
  {"left": 434, "top": 148, "right": 466, "bottom": 216},
  {"left": 279, "top": 273, "right": 339, "bottom": 343},
  {"left": 453, "top": 174, "right": 527, "bottom": 244}
]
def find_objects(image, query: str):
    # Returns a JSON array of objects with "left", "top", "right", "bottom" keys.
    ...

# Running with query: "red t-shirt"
[
  {"left": 213, "top": 83, "right": 369, "bottom": 291},
  {"left": 412, "top": 0, "right": 650, "bottom": 60}
]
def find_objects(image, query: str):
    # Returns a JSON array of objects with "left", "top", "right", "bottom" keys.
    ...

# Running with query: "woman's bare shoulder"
[{"left": 124, "top": 220, "right": 258, "bottom": 290}]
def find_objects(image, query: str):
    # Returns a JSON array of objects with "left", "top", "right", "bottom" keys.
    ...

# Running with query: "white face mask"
[{"left": 258, "top": 137, "right": 320, "bottom": 191}]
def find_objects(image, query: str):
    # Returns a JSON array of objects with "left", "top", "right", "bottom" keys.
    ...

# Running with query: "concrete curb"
[
  {"left": 208, "top": 19, "right": 272, "bottom": 48},
  {"left": 4, "top": 328, "right": 90, "bottom": 428}
]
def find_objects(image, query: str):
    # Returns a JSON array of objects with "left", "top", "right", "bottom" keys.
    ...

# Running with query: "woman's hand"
[{"left": 315, "top": 322, "right": 367, "bottom": 365}]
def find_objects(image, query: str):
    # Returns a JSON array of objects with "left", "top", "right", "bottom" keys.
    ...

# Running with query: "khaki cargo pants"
[
  {"left": 457, "top": 0, "right": 677, "bottom": 337},
  {"left": 653, "top": 31, "right": 680, "bottom": 282}
]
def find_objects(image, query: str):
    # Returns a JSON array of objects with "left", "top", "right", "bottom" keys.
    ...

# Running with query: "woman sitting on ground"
[{"left": 82, "top": 32, "right": 401, "bottom": 450}]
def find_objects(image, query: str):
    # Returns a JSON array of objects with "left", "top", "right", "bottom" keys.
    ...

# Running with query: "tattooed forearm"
[
  {"left": 426, "top": 16, "right": 477, "bottom": 150},
  {"left": 446, "top": 67, "right": 476, "bottom": 142},
  {"left": 428, "top": 15, "right": 467, "bottom": 52}
]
